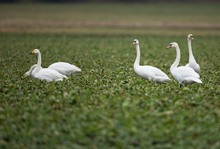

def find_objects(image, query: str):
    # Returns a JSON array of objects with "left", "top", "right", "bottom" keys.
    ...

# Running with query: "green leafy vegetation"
[{"left": 1, "top": 33, "right": 219, "bottom": 148}]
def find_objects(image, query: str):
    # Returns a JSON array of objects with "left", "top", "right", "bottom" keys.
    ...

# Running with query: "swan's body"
[
  {"left": 26, "top": 65, "right": 68, "bottom": 82},
  {"left": 133, "top": 39, "right": 170, "bottom": 83},
  {"left": 30, "top": 49, "right": 68, "bottom": 82},
  {"left": 167, "top": 42, "right": 202, "bottom": 86},
  {"left": 48, "top": 62, "right": 81, "bottom": 76},
  {"left": 185, "top": 34, "right": 200, "bottom": 73},
  {"left": 33, "top": 68, "right": 67, "bottom": 82}
]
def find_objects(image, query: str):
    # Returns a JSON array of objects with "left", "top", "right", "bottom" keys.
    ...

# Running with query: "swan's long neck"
[
  {"left": 32, "top": 52, "right": 42, "bottom": 75},
  {"left": 170, "top": 44, "right": 181, "bottom": 71},
  {"left": 29, "top": 65, "right": 37, "bottom": 75},
  {"left": 188, "top": 39, "right": 196, "bottom": 63},
  {"left": 134, "top": 44, "right": 140, "bottom": 68},
  {"left": 37, "top": 52, "right": 42, "bottom": 67}
]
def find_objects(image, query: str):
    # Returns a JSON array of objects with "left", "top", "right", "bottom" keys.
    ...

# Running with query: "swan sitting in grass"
[
  {"left": 185, "top": 34, "right": 200, "bottom": 74},
  {"left": 25, "top": 62, "right": 81, "bottom": 77},
  {"left": 25, "top": 48, "right": 81, "bottom": 76},
  {"left": 167, "top": 42, "right": 202, "bottom": 87},
  {"left": 30, "top": 49, "right": 68, "bottom": 82},
  {"left": 25, "top": 64, "right": 67, "bottom": 82},
  {"left": 132, "top": 39, "right": 170, "bottom": 83}
]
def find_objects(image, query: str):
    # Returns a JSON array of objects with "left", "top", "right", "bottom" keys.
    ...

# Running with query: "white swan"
[
  {"left": 48, "top": 62, "right": 81, "bottom": 76},
  {"left": 26, "top": 65, "right": 67, "bottom": 82},
  {"left": 132, "top": 39, "right": 170, "bottom": 83},
  {"left": 30, "top": 49, "right": 68, "bottom": 82},
  {"left": 167, "top": 42, "right": 202, "bottom": 87},
  {"left": 185, "top": 34, "right": 200, "bottom": 73},
  {"left": 25, "top": 62, "right": 81, "bottom": 77}
]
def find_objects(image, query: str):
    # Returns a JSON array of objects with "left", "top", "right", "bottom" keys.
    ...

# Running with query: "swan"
[
  {"left": 30, "top": 49, "right": 68, "bottom": 82},
  {"left": 185, "top": 34, "right": 200, "bottom": 73},
  {"left": 25, "top": 62, "right": 81, "bottom": 77},
  {"left": 132, "top": 39, "right": 170, "bottom": 83},
  {"left": 26, "top": 65, "right": 67, "bottom": 82},
  {"left": 167, "top": 42, "right": 202, "bottom": 87},
  {"left": 48, "top": 62, "right": 81, "bottom": 76}
]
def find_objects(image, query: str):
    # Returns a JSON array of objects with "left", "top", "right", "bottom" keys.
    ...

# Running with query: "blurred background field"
[
  {"left": 0, "top": 2, "right": 220, "bottom": 149},
  {"left": 0, "top": 3, "right": 220, "bottom": 35}
]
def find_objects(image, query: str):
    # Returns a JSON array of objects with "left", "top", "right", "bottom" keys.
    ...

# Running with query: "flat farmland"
[{"left": 0, "top": 3, "right": 219, "bottom": 34}]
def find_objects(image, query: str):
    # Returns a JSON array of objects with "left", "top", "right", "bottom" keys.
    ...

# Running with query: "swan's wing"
[
  {"left": 49, "top": 62, "right": 69, "bottom": 67},
  {"left": 35, "top": 70, "right": 53, "bottom": 82},
  {"left": 135, "top": 66, "right": 154, "bottom": 80},
  {"left": 48, "top": 62, "right": 81, "bottom": 75},
  {"left": 137, "top": 66, "right": 170, "bottom": 81},
  {"left": 35, "top": 69, "right": 67, "bottom": 81},
  {"left": 146, "top": 66, "right": 169, "bottom": 78},
  {"left": 183, "top": 77, "right": 202, "bottom": 84},
  {"left": 173, "top": 66, "right": 200, "bottom": 78},
  {"left": 148, "top": 66, "right": 170, "bottom": 82},
  {"left": 44, "top": 69, "right": 67, "bottom": 79}
]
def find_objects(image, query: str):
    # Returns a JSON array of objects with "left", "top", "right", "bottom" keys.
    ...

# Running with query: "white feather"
[{"left": 48, "top": 62, "right": 81, "bottom": 76}]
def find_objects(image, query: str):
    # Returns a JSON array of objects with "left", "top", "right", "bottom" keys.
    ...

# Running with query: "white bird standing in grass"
[
  {"left": 185, "top": 34, "right": 200, "bottom": 74},
  {"left": 132, "top": 39, "right": 170, "bottom": 83},
  {"left": 167, "top": 42, "right": 202, "bottom": 87},
  {"left": 30, "top": 49, "right": 68, "bottom": 82}
]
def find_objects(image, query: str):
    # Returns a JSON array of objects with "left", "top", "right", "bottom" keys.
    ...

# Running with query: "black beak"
[{"left": 166, "top": 44, "right": 172, "bottom": 48}]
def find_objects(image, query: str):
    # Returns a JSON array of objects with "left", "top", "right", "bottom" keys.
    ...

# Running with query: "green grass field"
[{"left": 0, "top": 3, "right": 220, "bottom": 149}]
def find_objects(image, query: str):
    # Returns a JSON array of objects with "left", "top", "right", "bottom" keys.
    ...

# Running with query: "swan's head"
[
  {"left": 31, "top": 49, "right": 40, "bottom": 55},
  {"left": 24, "top": 72, "right": 30, "bottom": 77},
  {"left": 166, "top": 42, "right": 178, "bottom": 48},
  {"left": 24, "top": 64, "right": 37, "bottom": 77},
  {"left": 187, "top": 34, "right": 194, "bottom": 40},
  {"left": 132, "top": 39, "right": 139, "bottom": 45}
]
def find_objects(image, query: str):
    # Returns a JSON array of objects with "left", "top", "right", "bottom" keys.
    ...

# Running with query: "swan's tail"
[
  {"left": 183, "top": 77, "right": 202, "bottom": 84},
  {"left": 74, "top": 66, "right": 81, "bottom": 72}
]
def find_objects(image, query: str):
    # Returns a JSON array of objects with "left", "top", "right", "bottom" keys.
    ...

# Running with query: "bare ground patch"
[{"left": 0, "top": 19, "right": 220, "bottom": 34}]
